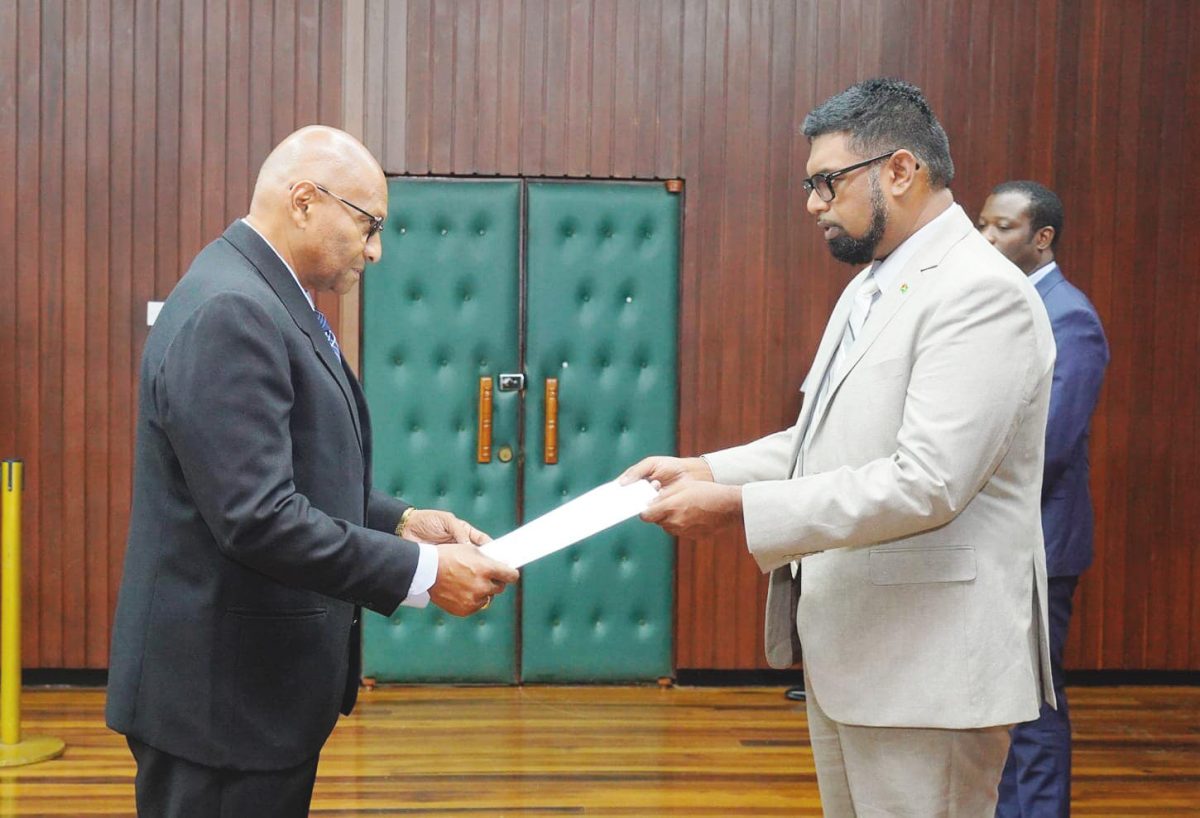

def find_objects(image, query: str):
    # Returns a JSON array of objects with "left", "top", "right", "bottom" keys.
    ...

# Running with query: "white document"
[{"left": 479, "top": 479, "right": 658, "bottom": 569}]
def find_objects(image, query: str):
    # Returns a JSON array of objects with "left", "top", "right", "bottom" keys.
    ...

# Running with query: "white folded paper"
[{"left": 479, "top": 479, "right": 658, "bottom": 569}]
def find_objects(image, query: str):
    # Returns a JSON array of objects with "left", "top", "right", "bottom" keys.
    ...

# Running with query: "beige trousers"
[{"left": 805, "top": 673, "right": 1012, "bottom": 817}]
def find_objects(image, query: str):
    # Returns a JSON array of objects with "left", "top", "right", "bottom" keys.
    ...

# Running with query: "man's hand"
[
  {"left": 429, "top": 543, "right": 519, "bottom": 617},
  {"left": 619, "top": 456, "right": 714, "bottom": 488},
  {"left": 402, "top": 509, "right": 491, "bottom": 545},
  {"left": 641, "top": 481, "right": 743, "bottom": 539}
]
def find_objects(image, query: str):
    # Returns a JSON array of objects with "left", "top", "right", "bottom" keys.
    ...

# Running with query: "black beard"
[{"left": 827, "top": 173, "right": 888, "bottom": 265}]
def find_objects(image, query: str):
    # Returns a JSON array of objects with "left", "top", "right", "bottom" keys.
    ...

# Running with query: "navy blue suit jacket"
[{"left": 1035, "top": 264, "right": 1109, "bottom": 578}]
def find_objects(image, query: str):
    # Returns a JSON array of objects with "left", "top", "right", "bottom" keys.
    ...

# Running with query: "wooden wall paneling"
[
  {"left": 564, "top": 0, "right": 591, "bottom": 177},
  {"left": 1187, "top": 0, "right": 1200, "bottom": 670},
  {"left": 609, "top": 0, "right": 637, "bottom": 178},
  {"left": 698, "top": 0, "right": 734, "bottom": 668},
  {"left": 202, "top": 0, "right": 227, "bottom": 241},
  {"left": 0, "top": 2, "right": 15, "bottom": 472},
  {"left": 405, "top": 0, "right": 431, "bottom": 172},
  {"left": 1092, "top": 0, "right": 1131, "bottom": 671},
  {"left": 5, "top": 0, "right": 1198, "bottom": 670},
  {"left": 84, "top": 0, "right": 114, "bottom": 667},
  {"left": 752, "top": 0, "right": 797, "bottom": 666},
  {"left": 1024, "top": 0, "right": 1059, "bottom": 181},
  {"left": 632, "top": 0, "right": 659, "bottom": 181},
  {"left": 1061, "top": 0, "right": 1106, "bottom": 670},
  {"left": 381, "top": 0, "right": 407, "bottom": 171},
  {"left": 225, "top": 0, "right": 251, "bottom": 260},
  {"left": 654, "top": 0, "right": 683, "bottom": 179},
  {"left": 431, "top": 0, "right": 456, "bottom": 172},
  {"left": 495, "top": 0, "right": 522, "bottom": 176},
  {"left": 15, "top": 0, "right": 43, "bottom": 662},
  {"left": 1114, "top": 0, "right": 1148, "bottom": 668},
  {"left": 475, "top": 0, "right": 501, "bottom": 174},
  {"left": 178, "top": 1, "right": 204, "bottom": 275},
  {"left": 541, "top": 0, "right": 568, "bottom": 175},
  {"left": 248, "top": 0, "right": 276, "bottom": 188},
  {"left": 518, "top": 0, "right": 545, "bottom": 174},
  {"left": 587, "top": 0, "right": 615, "bottom": 177},
  {"left": 62, "top": 0, "right": 88, "bottom": 668},
  {"left": 156, "top": 2, "right": 182, "bottom": 300},
  {"left": 297, "top": 0, "right": 321, "bottom": 127},
  {"left": 272, "top": 0, "right": 296, "bottom": 148},
  {"left": 362, "top": 0, "right": 386, "bottom": 161},
  {"left": 1141, "top": 0, "right": 1181, "bottom": 669},
  {"left": 38, "top": 0, "right": 66, "bottom": 666},
  {"left": 0, "top": 0, "right": 347, "bottom": 668},
  {"left": 319, "top": 0, "right": 345, "bottom": 128},
  {"left": 729, "top": 0, "right": 766, "bottom": 669},
  {"left": 674, "top": 0, "right": 705, "bottom": 667},
  {"left": 105, "top": 0, "right": 135, "bottom": 671}
]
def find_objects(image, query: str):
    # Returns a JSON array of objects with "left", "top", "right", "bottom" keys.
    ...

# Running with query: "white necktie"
[
  {"left": 834, "top": 273, "right": 881, "bottom": 379},
  {"left": 802, "top": 272, "right": 880, "bottom": 456}
]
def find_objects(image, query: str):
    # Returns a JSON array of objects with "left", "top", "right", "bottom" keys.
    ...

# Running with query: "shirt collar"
[
  {"left": 1027, "top": 261, "right": 1058, "bottom": 288},
  {"left": 866, "top": 202, "right": 962, "bottom": 295},
  {"left": 240, "top": 218, "right": 314, "bottom": 310}
]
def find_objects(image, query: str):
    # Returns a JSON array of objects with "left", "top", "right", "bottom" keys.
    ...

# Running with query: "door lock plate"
[{"left": 498, "top": 373, "right": 526, "bottom": 391}]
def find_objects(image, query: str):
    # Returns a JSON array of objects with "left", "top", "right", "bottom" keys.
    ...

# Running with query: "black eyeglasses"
[
  {"left": 802, "top": 150, "right": 899, "bottom": 202},
  {"left": 313, "top": 183, "right": 385, "bottom": 241}
]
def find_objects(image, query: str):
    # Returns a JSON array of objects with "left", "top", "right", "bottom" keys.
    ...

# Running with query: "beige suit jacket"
[{"left": 705, "top": 205, "right": 1056, "bottom": 730}]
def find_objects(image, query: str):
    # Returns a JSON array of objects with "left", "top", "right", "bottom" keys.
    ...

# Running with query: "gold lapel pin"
[{"left": 900, "top": 283, "right": 909, "bottom": 294}]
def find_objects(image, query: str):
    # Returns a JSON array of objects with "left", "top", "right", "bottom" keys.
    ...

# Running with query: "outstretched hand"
[
  {"left": 401, "top": 509, "right": 491, "bottom": 545},
  {"left": 619, "top": 455, "right": 714, "bottom": 489},
  {"left": 640, "top": 479, "right": 743, "bottom": 538}
]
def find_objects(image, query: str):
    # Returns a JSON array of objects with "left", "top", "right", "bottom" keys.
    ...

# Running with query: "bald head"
[
  {"left": 250, "top": 126, "right": 384, "bottom": 217},
  {"left": 245, "top": 126, "right": 388, "bottom": 295}
]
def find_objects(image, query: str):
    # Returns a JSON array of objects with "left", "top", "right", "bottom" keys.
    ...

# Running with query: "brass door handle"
[
  {"left": 544, "top": 378, "right": 558, "bottom": 465},
  {"left": 477, "top": 377, "right": 493, "bottom": 463}
]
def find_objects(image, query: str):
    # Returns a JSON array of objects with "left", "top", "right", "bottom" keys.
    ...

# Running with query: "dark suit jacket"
[
  {"left": 1035, "top": 264, "right": 1109, "bottom": 578},
  {"left": 106, "top": 220, "right": 420, "bottom": 771}
]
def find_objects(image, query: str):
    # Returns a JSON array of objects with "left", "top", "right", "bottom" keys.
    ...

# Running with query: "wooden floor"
[{"left": 0, "top": 685, "right": 1196, "bottom": 816}]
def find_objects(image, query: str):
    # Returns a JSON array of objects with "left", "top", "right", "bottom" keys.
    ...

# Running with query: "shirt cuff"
[{"left": 400, "top": 542, "right": 438, "bottom": 609}]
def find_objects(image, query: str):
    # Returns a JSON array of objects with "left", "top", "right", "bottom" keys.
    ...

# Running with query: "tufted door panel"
[
  {"left": 521, "top": 182, "right": 678, "bottom": 681},
  {"left": 361, "top": 178, "right": 679, "bottom": 683},
  {"left": 361, "top": 179, "right": 521, "bottom": 682}
]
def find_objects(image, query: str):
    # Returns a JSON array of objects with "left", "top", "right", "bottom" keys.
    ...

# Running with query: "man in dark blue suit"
[
  {"left": 107, "top": 126, "right": 520, "bottom": 816},
  {"left": 978, "top": 181, "right": 1109, "bottom": 817}
]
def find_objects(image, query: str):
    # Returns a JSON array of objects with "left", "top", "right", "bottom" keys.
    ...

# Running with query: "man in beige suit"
[{"left": 623, "top": 78, "right": 1056, "bottom": 816}]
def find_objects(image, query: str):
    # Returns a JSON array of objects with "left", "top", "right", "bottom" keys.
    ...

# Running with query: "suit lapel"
[
  {"left": 221, "top": 220, "right": 365, "bottom": 453},
  {"left": 1034, "top": 265, "right": 1064, "bottom": 299},
  {"left": 809, "top": 206, "right": 977, "bottom": 437},
  {"left": 788, "top": 272, "right": 864, "bottom": 471}
]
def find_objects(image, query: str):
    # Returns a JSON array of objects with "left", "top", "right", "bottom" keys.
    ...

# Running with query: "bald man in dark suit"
[{"left": 106, "top": 126, "right": 518, "bottom": 817}]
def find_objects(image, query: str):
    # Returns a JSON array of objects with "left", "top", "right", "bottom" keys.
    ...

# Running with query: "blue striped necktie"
[{"left": 314, "top": 309, "right": 341, "bottom": 359}]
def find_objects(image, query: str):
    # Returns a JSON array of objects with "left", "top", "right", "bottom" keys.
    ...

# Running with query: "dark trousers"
[
  {"left": 127, "top": 737, "right": 320, "bottom": 818},
  {"left": 996, "top": 574, "right": 1079, "bottom": 818}
]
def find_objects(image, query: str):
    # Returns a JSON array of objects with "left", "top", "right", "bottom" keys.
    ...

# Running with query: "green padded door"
[
  {"left": 362, "top": 178, "right": 678, "bottom": 683},
  {"left": 361, "top": 179, "right": 521, "bottom": 682},
  {"left": 521, "top": 182, "right": 678, "bottom": 681}
]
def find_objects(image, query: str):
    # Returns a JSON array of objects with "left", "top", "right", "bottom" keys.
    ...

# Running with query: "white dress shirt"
[{"left": 1027, "top": 261, "right": 1057, "bottom": 288}]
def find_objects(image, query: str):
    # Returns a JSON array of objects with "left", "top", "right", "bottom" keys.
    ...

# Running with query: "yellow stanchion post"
[{"left": 0, "top": 460, "right": 64, "bottom": 766}]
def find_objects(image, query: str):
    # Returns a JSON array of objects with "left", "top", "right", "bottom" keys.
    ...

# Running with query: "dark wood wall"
[
  {"left": 2, "top": 0, "right": 1197, "bottom": 671},
  {"left": 0, "top": 0, "right": 345, "bottom": 667}
]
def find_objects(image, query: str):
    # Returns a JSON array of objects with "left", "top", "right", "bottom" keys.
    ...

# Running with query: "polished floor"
[{"left": 0, "top": 685, "right": 1195, "bottom": 816}]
